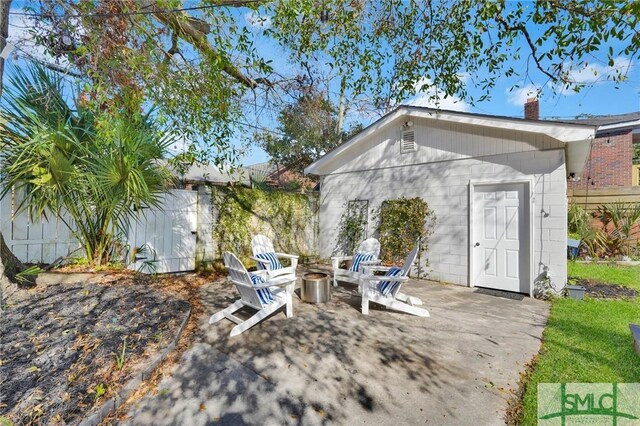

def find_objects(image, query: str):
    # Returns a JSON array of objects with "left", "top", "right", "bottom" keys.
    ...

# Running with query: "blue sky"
[
  {"left": 5, "top": 2, "right": 640, "bottom": 166},
  {"left": 238, "top": 5, "right": 640, "bottom": 165}
]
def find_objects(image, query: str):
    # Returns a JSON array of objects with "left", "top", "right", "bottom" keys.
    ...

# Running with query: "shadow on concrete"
[{"left": 125, "top": 270, "right": 550, "bottom": 425}]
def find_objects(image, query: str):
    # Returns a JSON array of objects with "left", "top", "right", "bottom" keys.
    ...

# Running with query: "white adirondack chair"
[
  {"left": 250, "top": 234, "right": 298, "bottom": 279},
  {"left": 331, "top": 238, "right": 380, "bottom": 287},
  {"left": 209, "top": 252, "right": 295, "bottom": 337},
  {"left": 359, "top": 247, "right": 429, "bottom": 317}
]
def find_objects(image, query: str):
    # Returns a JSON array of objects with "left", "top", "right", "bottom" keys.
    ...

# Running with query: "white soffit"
[
  {"left": 305, "top": 106, "right": 595, "bottom": 175},
  {"left": 599, "top": 119, "right": 640, "bottom": 132}
]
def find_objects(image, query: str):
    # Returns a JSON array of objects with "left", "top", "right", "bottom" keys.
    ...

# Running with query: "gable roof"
[
  {"left": 168, "top": 161, "right": 249, "bottom": 185},
  {"left": 305, "top": 105, "right": 596, "bottom": 175}
]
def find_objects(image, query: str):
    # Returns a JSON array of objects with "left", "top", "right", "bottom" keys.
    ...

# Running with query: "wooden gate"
[{"left": 127, "top": 189, "right": 198, "bottom": 273}]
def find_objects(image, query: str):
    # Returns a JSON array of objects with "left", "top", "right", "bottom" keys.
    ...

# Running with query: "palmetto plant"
[
  {"left": 568, "top": 204, "right": 594, "bottom": 241},
  {"left": 593, "top": 202, "right": 640, "bottom": 258},
  {"left": 0, "top": 64, "right": 173, "bottom": 266}
]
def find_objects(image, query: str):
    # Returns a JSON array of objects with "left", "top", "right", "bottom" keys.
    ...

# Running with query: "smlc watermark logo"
[{"left": 538, "top": 383, "right": 640, "bottom": 425}]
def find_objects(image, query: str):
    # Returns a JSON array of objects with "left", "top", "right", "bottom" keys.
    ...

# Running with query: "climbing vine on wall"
[
  {"left": 334, "top": 200, "right": 369, "bottom": 256},
  {"left": 210, "top": 186, "right": 317, "bottom": 264},
  {"left": 375, "top": 197, "right": 436, "bottom": 266}
]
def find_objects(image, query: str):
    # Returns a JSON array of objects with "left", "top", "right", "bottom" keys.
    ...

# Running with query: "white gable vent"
[{"left": 400, "top": 129, "right": 416, "bottom": 153}]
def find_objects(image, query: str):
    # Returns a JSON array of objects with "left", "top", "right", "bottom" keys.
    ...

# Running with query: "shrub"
[
  {"left": 593, "top": 202, "right": 640, "bottom": 258},
  {"left": 0, "top": 64, "right": 172, "bottom": 266},
  {"left": 568, "top": 202, "right": 640, "bottom": 259},
  {"left": 375, "top": 197, "right": 436, "bottom": 268},
  {"left": 568, "top": 204, "right": 593, "bottom": 239}
]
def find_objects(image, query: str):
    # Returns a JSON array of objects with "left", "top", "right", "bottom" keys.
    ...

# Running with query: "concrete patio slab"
[{"left": 125, "top": 271, "right": 549, "bottom": 425}]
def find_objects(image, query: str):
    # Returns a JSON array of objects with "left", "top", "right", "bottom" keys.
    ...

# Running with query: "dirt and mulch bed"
[
  {"left": 568, "top": 277, "right": 638, "bottom": 299},
  {"left": 106, "top": 271, "right": 219, "bottom": 425},
  {"left": 0, "top": 270, "right": 217, "bottom": 426}
]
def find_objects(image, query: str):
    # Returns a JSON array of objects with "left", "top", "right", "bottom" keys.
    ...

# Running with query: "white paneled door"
[{"left": 472, "top": 183, "right": 529, "bottom": 293}]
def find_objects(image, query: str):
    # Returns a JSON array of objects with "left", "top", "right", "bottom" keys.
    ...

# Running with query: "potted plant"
[
  {"left": 630, "top": 324, "right": 640, "bottom": 356},
  {"left": 565, "top": 278, "right": 586, "bottom": 301}
]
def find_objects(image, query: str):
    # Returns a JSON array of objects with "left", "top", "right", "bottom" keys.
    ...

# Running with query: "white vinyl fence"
[
  {"left": 0, "top": 189, "right": 198, "bottom": 273},
  {"left": 0, "top": 189, "right": 80, "bottom": 264}
]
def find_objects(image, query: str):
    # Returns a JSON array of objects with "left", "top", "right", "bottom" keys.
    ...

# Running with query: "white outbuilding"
[{"left": 305, "top": 106, "right": 595, "bottom": 295}]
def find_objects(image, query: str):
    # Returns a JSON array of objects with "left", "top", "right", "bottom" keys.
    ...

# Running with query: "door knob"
[{"left": 474, "top": 242, "right": 480, "bottom": 247}]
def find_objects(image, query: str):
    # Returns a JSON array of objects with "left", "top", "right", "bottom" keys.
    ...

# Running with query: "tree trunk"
[
  {"left": 0, "top": 0, "right": 11, "bottom": 98},
  {"left": 0, "top": 233, "right": 33, "bottom": 310},
  {"left": 336, "top": 76, "right": 346, "bottom": 143},
  {"left": 0, "top": 1, "right": 25, "bottom": 311},
  {"left": 144, "top": 0, "right": 267, "bottom": 89}
]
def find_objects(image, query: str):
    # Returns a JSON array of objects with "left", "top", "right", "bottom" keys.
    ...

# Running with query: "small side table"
[{"left": 301, "top": 272, "right": 331, "bottom": 303}]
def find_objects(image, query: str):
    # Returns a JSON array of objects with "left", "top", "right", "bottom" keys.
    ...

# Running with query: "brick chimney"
[{"left": 524, "top": 97, "right": 539, "bottom": 120}]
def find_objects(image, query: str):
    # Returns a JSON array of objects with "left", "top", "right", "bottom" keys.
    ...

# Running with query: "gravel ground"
[{"left": 0, "top": 275, "right": 190, "bottom": 425}]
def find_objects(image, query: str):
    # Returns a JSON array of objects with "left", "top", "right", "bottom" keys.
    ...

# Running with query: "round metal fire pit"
[{"left": 301, "top": 272, "right": 331, "bottom": 303}]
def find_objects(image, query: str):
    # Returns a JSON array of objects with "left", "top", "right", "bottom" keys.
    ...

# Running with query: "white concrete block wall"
[{"left": 317, "top": 148, "right": 568, "bottom": 291}]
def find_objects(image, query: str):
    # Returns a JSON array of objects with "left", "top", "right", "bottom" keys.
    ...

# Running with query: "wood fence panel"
[{"left": 568, "top": 187, "right": 640, "bottom": 211}]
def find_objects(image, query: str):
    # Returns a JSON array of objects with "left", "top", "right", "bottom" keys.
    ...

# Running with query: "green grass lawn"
[
  {"left": 519, "top": 263, "right": 640, "bottom": 425},
  {"left": 568, "top": 261, "right": 640, "bottom": 291}
]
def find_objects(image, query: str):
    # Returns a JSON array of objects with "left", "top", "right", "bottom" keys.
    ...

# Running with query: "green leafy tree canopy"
[
  {"left": 256, "top": 92, "right": 362, "bottom": 174},
  {"left": 270, "top": 1, "right": 640, "bottom": 109},
  {"left": 19, "top": 1, "right": 640, "bottom": 164}
]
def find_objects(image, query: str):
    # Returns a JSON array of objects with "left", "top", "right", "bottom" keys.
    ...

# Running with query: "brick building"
[
  {"left": 522, "top": 99, "right": 640, "bottom": 189},
  {"left": 563, "top": 112, "right": 640, "bottom": 189}
]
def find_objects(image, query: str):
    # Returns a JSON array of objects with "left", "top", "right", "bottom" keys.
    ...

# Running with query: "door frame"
[{"left": 468, "top": 178, "right": 534, "bottom": 296}]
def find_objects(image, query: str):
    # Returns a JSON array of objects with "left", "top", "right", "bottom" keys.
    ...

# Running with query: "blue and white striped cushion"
[
  {"left": 250, "top": 273, "right": 274, "bottom": 304},
  {"left": 378, "top": 267, "right": 404, "bottom": 296},
  {"left": 350, "top": 252, "right": 375, "bottom": 272},
  {"left": 255, "top": 252, "right": 283, "bottom": 271}
]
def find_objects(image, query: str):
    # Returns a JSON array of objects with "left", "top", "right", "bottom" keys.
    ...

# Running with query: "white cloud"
[
  {"left": 558, "top": 56, "right": 633, "bottom": 94},
  {"left": 506, "top": 84, "right": 540, "bottom": 107},
  {"left": 245, "top": 11, "right": 272, "bottom": 28},
  {"left": 565, "top": 56, "right": 631, "bottom": 83},
  {"left": 406, "top": 77, "right": 470, "bottom": 112}
]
